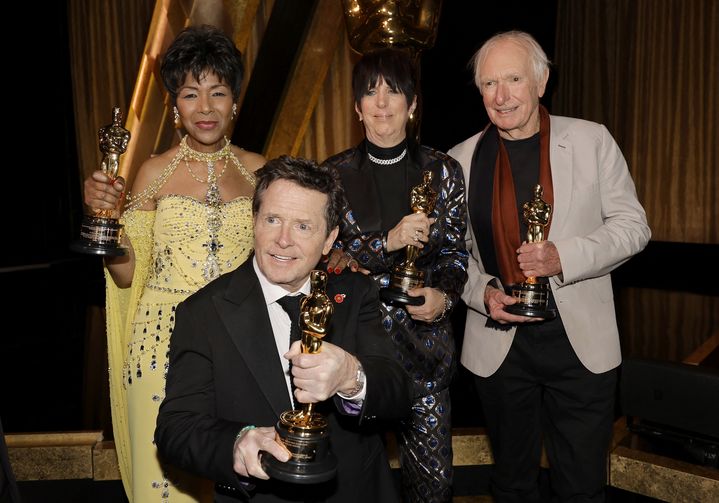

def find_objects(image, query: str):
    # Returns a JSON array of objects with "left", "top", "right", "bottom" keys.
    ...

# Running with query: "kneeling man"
[{"left": 155, "top": 156, "right": 412, "bottom": 502}]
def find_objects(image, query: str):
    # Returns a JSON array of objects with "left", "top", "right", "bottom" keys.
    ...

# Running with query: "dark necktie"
[{"left": 276, "top": 295, "right": 303, "bottom": 408}]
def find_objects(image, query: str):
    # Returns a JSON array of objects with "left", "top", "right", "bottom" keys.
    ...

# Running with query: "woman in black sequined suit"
[{"left": 321, "top": 48, "right": 468, "bottom": 503}]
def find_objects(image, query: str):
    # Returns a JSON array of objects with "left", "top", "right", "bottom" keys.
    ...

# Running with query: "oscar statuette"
[
  {"left": 505, "top": 184, "right": 557, "bottom": 319},
  {"left": 380, "top": 171, "right": 437, "bottom": 306},
  {"left": 71, "top": 107, "right": 130, "bottom": 256},
  {"left": 261, "top": 270, "right": 338, "bottom": 483}
]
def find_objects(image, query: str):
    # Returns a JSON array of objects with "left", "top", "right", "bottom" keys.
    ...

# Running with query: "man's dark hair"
[
  {"left": 253, "top": 156, "right": 344, "bottom": 235},
  {"left": 161, "top": 25, "right": 244, "bottom": 104},
  {"left": 352, "top": 47, "right": 416, "bottom": 106}
]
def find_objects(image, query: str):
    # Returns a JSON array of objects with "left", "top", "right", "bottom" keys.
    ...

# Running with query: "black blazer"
[{"left": 155, "top": 258, "right": 412, "bottom": 502}]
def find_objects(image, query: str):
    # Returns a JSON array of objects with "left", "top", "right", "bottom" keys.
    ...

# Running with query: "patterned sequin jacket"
[{"left": 323, "top": 140, "right": 469, "bottom": 314}]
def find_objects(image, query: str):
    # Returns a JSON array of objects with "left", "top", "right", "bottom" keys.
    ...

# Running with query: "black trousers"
[{"left": 473, "top": 325, "right": 617, "bottom": 503}]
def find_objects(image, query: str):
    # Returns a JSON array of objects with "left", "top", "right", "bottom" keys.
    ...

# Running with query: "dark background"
[{"left": 1, "top": 1, "right": 92, "bottom": 433}]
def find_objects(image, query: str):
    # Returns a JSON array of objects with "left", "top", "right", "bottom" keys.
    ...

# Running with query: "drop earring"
[
  {"left": 173, "top": 106, "right": 180, "bottom": 124},
  {"left": 231, "top": 103, "right": 237, "bottom": 120},
  {"left": 409, "top": 112, "right": 414, "bottom": 120}
]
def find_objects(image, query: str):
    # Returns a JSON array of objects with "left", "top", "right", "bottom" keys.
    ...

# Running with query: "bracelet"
[
  {"left": 381, "top": 233, "right": 388, "bottom": 252},
  {"left": 433, "top": 291, "right": 451, "bottom": 324},
  {"left": 235, "top": 425, "right": 256, "bottom": 443}
]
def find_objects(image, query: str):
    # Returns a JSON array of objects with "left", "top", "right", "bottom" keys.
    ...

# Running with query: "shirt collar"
[{"left": 253, "top": 256, "right": 311, "bottom": 305}]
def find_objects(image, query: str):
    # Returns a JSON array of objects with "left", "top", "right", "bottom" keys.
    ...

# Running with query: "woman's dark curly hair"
[{"left": 160, "top": 25, "right": 244, "bottom": 104}]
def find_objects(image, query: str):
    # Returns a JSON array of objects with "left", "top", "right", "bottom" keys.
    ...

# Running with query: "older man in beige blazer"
[{"left": 448, "top": 31, "right": 650, "bottom": 503}]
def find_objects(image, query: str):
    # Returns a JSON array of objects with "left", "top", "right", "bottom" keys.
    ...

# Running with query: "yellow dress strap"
[{"left": 105, "top": 208, "right": 155, "bottom": 501}]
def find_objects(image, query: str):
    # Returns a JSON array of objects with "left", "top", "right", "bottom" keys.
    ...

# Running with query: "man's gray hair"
[{"left": 471, "top": 30, "right": 550, "bottom": 92}]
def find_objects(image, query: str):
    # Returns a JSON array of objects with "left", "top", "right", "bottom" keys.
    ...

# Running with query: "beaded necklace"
[
  {"left": 180, "top": 136, "right": 234, "bottom": 280},
  {"left": 125, "top": 135, "right": 244, "bottom": 282},
  {"left": 180, "top": 137, "right": 232, "bottom": 206}
]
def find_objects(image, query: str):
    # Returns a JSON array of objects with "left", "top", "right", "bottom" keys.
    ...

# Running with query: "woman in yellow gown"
[{"left": 83, "top": 25, "right": 266, "bottom": 502}]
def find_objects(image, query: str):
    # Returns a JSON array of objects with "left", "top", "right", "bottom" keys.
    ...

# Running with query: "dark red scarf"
[{"left": 491, "top": 105, "right": 554, "bottom": 286}]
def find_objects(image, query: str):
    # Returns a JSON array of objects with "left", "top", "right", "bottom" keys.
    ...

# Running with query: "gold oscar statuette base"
[
  {"left": 70, "top": 214, "right": 127, "bottom": 257},
  {"left": 380, "top": 264, "right": 425, "bottom": 306},
  {"left": 504, "top": 277, "right": 557, "bottom": 319},
  {"left": 260, "top": 409, "right": 337, "bottom": 484}
]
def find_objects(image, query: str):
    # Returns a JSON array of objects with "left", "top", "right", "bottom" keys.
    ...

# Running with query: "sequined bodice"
[{"left": 145, "top": 195, "right": 253, "bottom": 295}]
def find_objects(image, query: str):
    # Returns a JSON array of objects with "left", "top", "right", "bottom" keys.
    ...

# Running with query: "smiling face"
[
  {"left": 355, "top": 77, "right": 416, "bottom": 147},
  {"left": 176, "top": 70, "right": 234, "bottom": 152},
  {"left": 253, "top": 179, "right": 339, "bottom": 292},
  {"left": 478, "top": 39, "right": 548, "bottom": 140}
]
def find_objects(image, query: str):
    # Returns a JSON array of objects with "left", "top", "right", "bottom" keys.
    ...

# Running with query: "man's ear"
[{"left": 323, "top": 227, "right": 340, "bottom": 255}]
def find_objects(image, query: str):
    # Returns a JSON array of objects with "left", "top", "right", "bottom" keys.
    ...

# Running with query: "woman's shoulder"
[
  {"left": 322, "top": 146, "right": 360, "bottom": 168},
  {"left": 232, "top": 145, "right": 266, "bottom": 172},
  {"left": 417, "top": 143, "right": 460, "bottom": 167},
  {"left": 131, "top": 147, "right": 177, "bottom": 189}
]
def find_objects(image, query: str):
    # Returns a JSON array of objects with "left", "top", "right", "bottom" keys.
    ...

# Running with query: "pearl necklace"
[
  {"left": 368, "top": 148, "right": 407, "bottom": 165},
  {"left": 185, "top": 158, "right": 227, "bottom": 184},
  {"left": 182, "top": 136, "right": 231, "bottom": 183}
]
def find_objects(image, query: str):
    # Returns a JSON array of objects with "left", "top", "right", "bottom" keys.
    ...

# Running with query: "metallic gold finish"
[
  {"left": 505, "top": 184, "right": 556, "bottom": 319},
  {"left": 261, "top": 270, "right": 338, "bottom": 483},
  {"left": 342, "top": 0, "right": 443, "bottom": 54},
  {"left": 71, "top": 107, "right": 130, "bottom": 257},
  {"left": 382, "top": 171, "right": 437, "bottom": 306}
]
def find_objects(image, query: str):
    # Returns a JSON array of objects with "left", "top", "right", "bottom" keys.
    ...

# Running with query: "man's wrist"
[
  {"left": 234, "top": 425, "right": 255, "bottom": 446},
  {"left": 338, "top": 359, "right": 365, "bottom": 398}
]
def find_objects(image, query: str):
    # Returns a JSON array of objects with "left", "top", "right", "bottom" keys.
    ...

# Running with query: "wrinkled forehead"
[
  {"left": 480, "top": 39, "right": 533, "bottom": 77},
  {"left": 256, "top": 180, "right": 328, "bottom": 219}
]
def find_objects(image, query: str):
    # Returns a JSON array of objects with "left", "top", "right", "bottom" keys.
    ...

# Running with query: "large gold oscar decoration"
[
  {"left": 71, "top": 107, "right": 130, "bottom": 256},
  {"left": 261, "top": 270, "right": 338, "bottom": 483},
  {"left": 505, "top": 184, "right": 557, "bottom": 319},
  {"left": 380, "top": 171, "right": 437, "bottom": 306},
  {"left": 342, "top": 0, "right": 442, "bottom": 54}
]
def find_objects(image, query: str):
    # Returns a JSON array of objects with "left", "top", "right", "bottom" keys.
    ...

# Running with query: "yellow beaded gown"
[{"left": 105, "top": 151, "right": 254, "bottom": 502}]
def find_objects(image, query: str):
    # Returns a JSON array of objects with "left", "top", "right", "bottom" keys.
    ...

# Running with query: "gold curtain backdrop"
[
  {"left": 619, "top": 289, "right": 719, "bottom": 361},
  {"left": 553, "top": 0, "right": 719, "bottom": 362},
  {"left": 227, "top": 0, "right": 274, "bottom": 112},
  {"left": 298, "top": 21, "right": 364, "bottom": 161},
  {"left": 553, "top": 0, "right": 718, "bottom": 245},
  {"left": 297, "top": 13, "right": 364, "bottom": 162},
  {"left": 67, "top": 0, "right": 155, "bottom": 433},
  {"left": 67, "top": 0, "right": 155, "bottom": 183}
]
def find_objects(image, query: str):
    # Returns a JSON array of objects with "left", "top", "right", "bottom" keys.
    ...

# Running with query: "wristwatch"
[{"left": 341, "top": 360, "right": 365, "bottom": 397}]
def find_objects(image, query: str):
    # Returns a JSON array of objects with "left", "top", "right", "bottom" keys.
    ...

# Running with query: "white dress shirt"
[{"left": 252, "top": 257, "right": 365, "bottom": 404}]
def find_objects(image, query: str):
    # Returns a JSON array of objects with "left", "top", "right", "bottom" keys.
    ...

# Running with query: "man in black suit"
[{"left": 155, "top": 156, "right": 412, "bottom": 502}]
